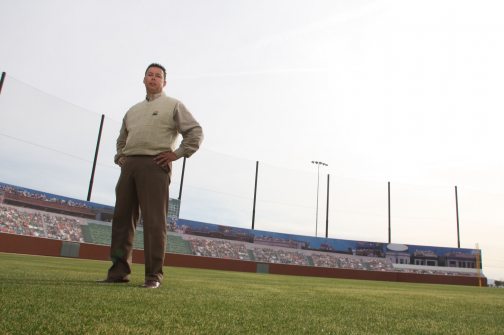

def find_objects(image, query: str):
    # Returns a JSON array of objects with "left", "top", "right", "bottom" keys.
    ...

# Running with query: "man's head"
[{"left": 144, "top": 63, "right": 167, "bottom": 95}]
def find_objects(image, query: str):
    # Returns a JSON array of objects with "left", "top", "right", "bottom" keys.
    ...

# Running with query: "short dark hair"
[{"left": 145, "top": 63, "right": 166, "bottom": 80}]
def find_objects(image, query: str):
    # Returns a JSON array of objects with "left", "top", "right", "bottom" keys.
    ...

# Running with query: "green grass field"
[{"left": 1, "top": 253, "right": 503, "bottom": 335}]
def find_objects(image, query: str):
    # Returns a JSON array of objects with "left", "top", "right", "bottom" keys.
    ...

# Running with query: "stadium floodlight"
[{"left": 311, "top": 161, "right": 328, "bottom": 237}]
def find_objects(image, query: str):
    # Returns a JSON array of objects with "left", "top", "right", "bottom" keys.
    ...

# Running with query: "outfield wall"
[{"left": 0, "top": 232, "right": 486, "bottom": 286}]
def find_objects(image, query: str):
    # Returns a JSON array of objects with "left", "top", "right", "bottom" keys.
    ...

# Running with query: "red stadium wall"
[
  {"left": 0, "top": 233, "right": 486, "bottom": 287},
  {"left": 0, "top": 233, "right": 62, "bottom": 257}
]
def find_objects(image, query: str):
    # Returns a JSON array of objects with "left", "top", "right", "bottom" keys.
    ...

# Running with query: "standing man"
[{"left": 100, "top": 63, "right": 203, "bottom": 288}]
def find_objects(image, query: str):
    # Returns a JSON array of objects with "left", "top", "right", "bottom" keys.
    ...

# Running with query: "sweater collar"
[{"left": 146, "top": 91, "right": 165, "bottom": 102}]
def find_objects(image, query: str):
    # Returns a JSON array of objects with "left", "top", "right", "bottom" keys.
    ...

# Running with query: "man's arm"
[
  {"left": 173, "top": 102, "right": 203, "bottom": 158},
  {"left": 153, "top": 102, "right": 203, "bottom": 167},
  {"left": 114, "top": 118, "right": 128, "bottom": 166}
]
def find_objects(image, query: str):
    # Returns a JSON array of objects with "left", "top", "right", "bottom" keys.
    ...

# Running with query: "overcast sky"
[{"left": 1, "top": 0, "right": 504, "bottom": 280}]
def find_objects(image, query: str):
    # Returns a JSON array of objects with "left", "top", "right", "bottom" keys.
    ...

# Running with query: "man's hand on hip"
[
  {"left": 154, "top": 151, "right": 179, "bottom": 168},
  {"left": 118, "top": 156, "right": 127, "bottom": 167}
]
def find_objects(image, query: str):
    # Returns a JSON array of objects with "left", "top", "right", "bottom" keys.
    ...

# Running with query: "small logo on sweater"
[{"left": 152, "top": 111, "right": 158, "bottom": 116}]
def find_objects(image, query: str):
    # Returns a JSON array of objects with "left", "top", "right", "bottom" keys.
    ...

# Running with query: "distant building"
[
  {"left": 442, "top": 252, "right": 477, "bottom": 269},
  {"left": 411, "top": 250, "right": 438, "bottom": 266},
  {"left": 387, "top": 251, "right": 410, "bottom": 264},
  {"left": 355, "top": 242, "right": 384, "bottom": 257},
  {"left": 385, "top": 243, "right": 410, "bottom": 264}
]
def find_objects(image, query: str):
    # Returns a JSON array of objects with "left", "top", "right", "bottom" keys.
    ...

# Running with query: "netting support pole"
[
  {"left": 252, "top": 161, "right": 259, "bottom": 230},
  {"left": 87, "top": 114, "right": 105, "bottom": 201},
  {"left": 455, "top": 186, "right": 460, "bottom": 248},
  {"left": 0, "top": 72, "right": 6, "bottom": 95},
  {"left": 178, "top": 157, "right": 187, "bottom": 201},
  {"left": 388, "top": 181, "right": 391, "bottom": 244}
]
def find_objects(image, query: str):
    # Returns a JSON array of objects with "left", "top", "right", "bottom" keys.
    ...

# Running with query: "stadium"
[
  {"left": 1, "top": 180, "right": 502, "bottom": 334},
  {"left": 1, "top": 71, "right": 503, "bottom": 334},
  {"left": 0, "top": 181, "right": 487, "bottom": 286},
  {"left": 3, "top": 1, "right": 504, "bottom": 332},
  {"left": 0, "top": 74, "right": 489, "bottom": 287}
]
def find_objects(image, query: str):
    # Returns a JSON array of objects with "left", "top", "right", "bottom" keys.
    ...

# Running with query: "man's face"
[{"left": 143, "top": 66, "right": 166, "bottom": 94}]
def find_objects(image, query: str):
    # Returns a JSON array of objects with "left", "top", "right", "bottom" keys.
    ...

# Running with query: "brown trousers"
[{"left": 107, "top": 156, "right": 171, "bottom": 282}]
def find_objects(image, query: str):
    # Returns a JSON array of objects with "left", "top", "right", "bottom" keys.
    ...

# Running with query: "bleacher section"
[
  {"left": 133, "top": 230, "right": 144, "bottom": 250},
  {"left": 83, "top": 222, "right": 192, "bottom": 255},
  {"left": 0, "top": 205, "right": 45, "bottom": 237},
  {"left": 0, "top": 204, "right": 83, "bottom": 242},
  {"left": 253, "top": 247, "right": 309, "bottom": 265},
  {"left": 247, "top": 249, "right": 256, "bottom": 261},
  {"left": 85, "top": 222, "right": 112, "bottom": 245},
  {"left": 85, "top": 221, "right": 145, "bottom": 249},
  {"left": 311, "top": 252, "right": 394, "bottom": 272},
  {"left": 167, "top": 234, "right": 192, "bottom": 254},
  {"left": 80, "top": 224, "right": 93, "bottom": 243},
  {"left": 188, "top": 237, "right": 251, "bottom": 260}
]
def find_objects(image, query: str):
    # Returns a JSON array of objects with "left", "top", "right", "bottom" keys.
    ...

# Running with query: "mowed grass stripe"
[{"left": 0, "top": 252, "right": 503, "bottom": 335}]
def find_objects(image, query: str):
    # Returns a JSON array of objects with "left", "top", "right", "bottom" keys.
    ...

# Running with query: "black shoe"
[
  {"left": 96, "top": 278, "right": 130, "bottom": 283},
  {"left": 140, "top": 280, "right": 160, "bottom": 289}
]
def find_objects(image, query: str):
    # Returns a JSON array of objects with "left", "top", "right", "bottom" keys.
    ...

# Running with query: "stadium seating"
[
  {"left": 0, "top": 204, "right": 82, "bottom": 242},
  {"left": 0, "top": 203, "right": 480, "bottom": 278},
  {"left": 166, "top": 234, "right": 192, "bottom": 254},
  {"left": 85, "top": 222, "right": 112, "bottom": 245}
]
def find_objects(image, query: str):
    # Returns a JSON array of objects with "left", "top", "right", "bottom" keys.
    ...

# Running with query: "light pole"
[{"left": 311, "top": 161, "right": 328, "bottom": 237}]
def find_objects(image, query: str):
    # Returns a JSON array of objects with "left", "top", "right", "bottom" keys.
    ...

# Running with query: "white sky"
[{"left": 1, "top": 0, "right": 504, "bottom": 280}]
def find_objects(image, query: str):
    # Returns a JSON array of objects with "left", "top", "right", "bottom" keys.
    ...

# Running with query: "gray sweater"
[{"left": 115, "top": 92, "right": 203, "bottom": 163}]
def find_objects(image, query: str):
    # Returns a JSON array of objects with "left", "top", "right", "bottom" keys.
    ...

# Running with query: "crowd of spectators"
[
  {"left": 184, "top": 235, "right": 395, "bottom": 270},
  {"left": 0, "top": 205, "right": 45, "bottom": 237},
  {"left": 0, "top": 204, "right": 83, "bottom": 242},
  {"left": 311, "top": 252, "right": 394, "bottom": 271},
  {"left": 43, "top": 213, "right": 83, "bottom": 242},
  {"left": 253, "top": 247, "right": 310, "bottom": 266},
  {"left": 188, "top": 237, "right": 251, "bottom": 260},
  {"left": 0, "top": 184, "right": 90, "bottom": 209}
]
